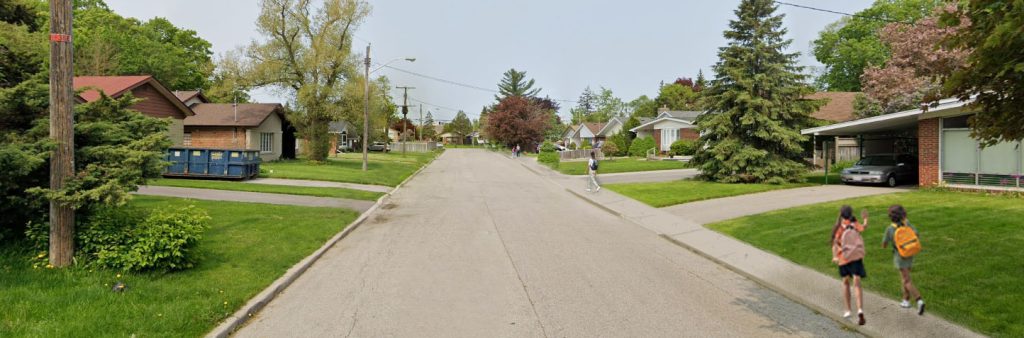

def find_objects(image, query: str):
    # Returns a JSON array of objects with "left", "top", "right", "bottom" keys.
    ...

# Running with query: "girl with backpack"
[
  {"left": 586, "top": 151, "right": 601, "bottom": 192},
  {"left": 831, "top": 205, "right": 868, "bottom": 325},
  {"left": 882, "top": 205, "right": 925, "bottom": 315}
]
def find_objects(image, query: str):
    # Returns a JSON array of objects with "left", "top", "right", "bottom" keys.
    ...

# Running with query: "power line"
[
  {"left": 774, "top": 1, "right": 915, "bottom": 25},
  {"left": 380, "top": 64, "right": 578, "bottom": 104}
]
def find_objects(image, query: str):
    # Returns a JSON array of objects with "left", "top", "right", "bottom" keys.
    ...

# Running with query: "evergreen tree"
[
  {"left": 693, "top": 0, "right": 819, "bottom": 184},
  {"left": 495, "top": 68, "right": 541, "bottom": 101},
  {"left": 447, "top": 111, "right": 474, "bottom": 144},
  {"left": 422, "top": 111, "right": 437, "bottom": 140},
  {"left": 695, "top": 69, "right": 707, "bottom": 92}
]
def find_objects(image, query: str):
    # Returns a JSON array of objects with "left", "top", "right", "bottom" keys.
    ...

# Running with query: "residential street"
[{"left": 236, "top": 149, "right": 857, "bottom": 337}]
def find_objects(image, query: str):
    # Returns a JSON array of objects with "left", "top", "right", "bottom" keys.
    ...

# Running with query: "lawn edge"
[
  {"left": 146, "top": 180, "right": 384, "bottom": 201},
  {"left": 205, "top": 152, "right": 440, "bottom": 338}
]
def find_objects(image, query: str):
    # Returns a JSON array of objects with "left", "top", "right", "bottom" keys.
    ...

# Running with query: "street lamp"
[{"left": 362, "top": 45, "right": 414, "bottom": 171}]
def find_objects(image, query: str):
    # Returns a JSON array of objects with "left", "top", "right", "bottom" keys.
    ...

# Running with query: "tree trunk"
[{"left": 49, "top": 0, "right": 75, "bottom": 267}]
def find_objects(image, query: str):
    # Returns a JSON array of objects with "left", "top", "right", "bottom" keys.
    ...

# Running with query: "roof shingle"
[{"left": 185, "top": 103, "right": 283, "bottom": 127}]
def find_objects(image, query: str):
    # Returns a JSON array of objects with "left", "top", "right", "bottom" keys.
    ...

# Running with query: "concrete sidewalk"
[
  {"left": 520, "top": 156, "right": 699, "bottom": 184},
  {"left": 136, "top": 186, "right": 376, "bottom": 212},
  {"left": 519, "top": 158, "right": 983, "bottom": 338},
  {"left": 247, "top": 177, "right": 392, "bottom": 193}
]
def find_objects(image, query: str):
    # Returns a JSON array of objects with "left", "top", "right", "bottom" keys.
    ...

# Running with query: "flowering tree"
[
  {"left": 485, "top": 96, "right": 548, "bottom": 148},
  {"left": 859, "top": 5, "right": 969, "bottom": 117}
]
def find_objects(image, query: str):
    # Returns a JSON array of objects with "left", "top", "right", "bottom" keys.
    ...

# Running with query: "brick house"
[
  {"left": 74, "top": 76, "right": 194, "bottom": 146},
  {"left": 183, "top": 103, "right": 294, "bottom": 161},
  {"left": 629, "top": 109, "right": 702, "bottom": 153},
  {"left": 802, "top": 97, "right": 1023, "bottom": 191}
]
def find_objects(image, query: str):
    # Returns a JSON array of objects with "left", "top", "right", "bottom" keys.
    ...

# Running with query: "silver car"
[{"left": 840, "top": 154, "right": 917, "bottom": 187}]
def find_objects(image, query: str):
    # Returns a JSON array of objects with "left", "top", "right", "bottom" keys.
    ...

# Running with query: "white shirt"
[{"left": 588, "top": 158, "right": 597, "bottom": 173}]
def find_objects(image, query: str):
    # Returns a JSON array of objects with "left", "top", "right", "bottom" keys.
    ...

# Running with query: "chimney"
[{"left": 658, "top": 105, "right": 670, "bottom": 114}]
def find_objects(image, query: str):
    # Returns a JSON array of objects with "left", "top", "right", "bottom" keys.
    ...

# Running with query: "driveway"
[
  {"left": 235, "top": 149, "right": 856, "bottom": 337},
  {"left": 663, "top": 185, "right": 909, "bottom": 225}
]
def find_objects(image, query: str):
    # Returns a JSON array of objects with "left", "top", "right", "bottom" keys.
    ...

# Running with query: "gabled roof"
[
  {"left": 806, "top": 92, "right": 858, "bottom": 123},
  {"left": 630, "top": 111, "right": 701, "bottom": 133},
  {"left": 185, "top": 103, "right": 283, "bottom": 127},
  {"left": 329, "top": 121, "right": 355, "bottom": 134},
  {"left": 582, "top": 122, "right": 606, "bottom": 135},
  {"left": 595, "top": 117, "right": 623, "bottom": 136},
  {"left": 74, "top": 75, "right": 195, "bottom": 117},
  {"left": 174, "top": 90, "right": 210, "bottom": 105}
]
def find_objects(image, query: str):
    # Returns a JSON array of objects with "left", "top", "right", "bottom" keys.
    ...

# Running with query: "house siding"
[
  {"left": 245, "top": 114, "right": 284, "bottom": 161},
  {"left": 680, "top": 129, "right": 699, "bottom": 141},
  {"left": 919, "top": 118, "right": 940, "bottom": 186},
  {"left": 130, "top": 84, "right": 186, "bottom": 119},
  {"left": 653, "top": 129, "right": 661, "bottom": 151},
  {"left": 186, "top": 127, "right": 249, "bottom": 149}
]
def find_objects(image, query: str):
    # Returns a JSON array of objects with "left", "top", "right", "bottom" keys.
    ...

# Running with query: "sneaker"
[
  {"left": 595, "top": 186, "right": 601, "bottom": 192},
  {"left": 899, "top": 300, "right": 912, "bottom": 308},
  {"left": 585, "top": 189, "right": 592, "bottom": 192},
  {"left": 858, "top": 311, "right": 866, "bottom": 325},
  {"left": 842, "top": 311, "right": 851, "bottom": 318},
  {"left": 917, "top": 299, "right": 926, "bottom": 315}
]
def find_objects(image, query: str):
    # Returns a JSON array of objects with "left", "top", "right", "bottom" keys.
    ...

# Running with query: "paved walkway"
[
  {"left": 247, "top": 178, "right": 392, "bottom": 193},
  {"left": 235, "top": 149, "right": 856, "bottom": 337},
  {"left": 136, "top": 186, "right": 377, "bottom": 212},
  {"left": 663, "top": 185, "right": 908, "bottom": 225},
  {"left": 520, "top": 159, "right": 982, "bottom": 338}
]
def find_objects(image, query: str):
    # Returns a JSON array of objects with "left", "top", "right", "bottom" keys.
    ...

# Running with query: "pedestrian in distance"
[
  {"left": 586, "top": 151, "right": 601, "bottom": 192},
  {"left": 882, "top": 204, "right": 926, "bottom": 315},
  {"left": 831, "top": 205, "right": 868, "bottom": 325}
]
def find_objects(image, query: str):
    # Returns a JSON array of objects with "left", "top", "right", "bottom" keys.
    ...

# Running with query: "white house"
[{"left": 630, "top": 109, "right": 702, "bottom": 153}]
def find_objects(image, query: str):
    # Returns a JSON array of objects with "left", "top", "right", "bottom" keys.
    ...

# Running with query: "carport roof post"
[{"left": 801, "top": 98, "right": 973, "bottom": 136}]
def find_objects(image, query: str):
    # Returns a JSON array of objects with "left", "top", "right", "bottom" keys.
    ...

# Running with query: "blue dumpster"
[
  {"left": 163, "top": 147, "right": 260, "bottom": 180},
  {"left": 187, "top": 149, "right": 210, "bottom": 175},
  {"left": 165, "top": 148, "right": 188, "bottom": 175}
]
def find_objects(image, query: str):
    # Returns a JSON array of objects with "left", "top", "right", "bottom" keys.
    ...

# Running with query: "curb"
[{"left": 205, "top": 151, "right": 442, "bottom": 338}]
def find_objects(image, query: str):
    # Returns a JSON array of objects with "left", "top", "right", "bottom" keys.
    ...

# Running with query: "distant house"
[
  {"left": 329, "top": 121, "right": 358, "bottom": 154},
  {"left": 561, "top": 124, "right": 579, "bottom": 146},
  {"left": 74, "top": 75, "right": 195, "bottom": 146},
  {"left": 805, "top": 92, "right": 860, "bottom": 166},
  {"left": 629, "top": 108, "right": 702, "bottom": 153},
  {"left": 568, "top": 122, "right": 605, "bottom": 147}
]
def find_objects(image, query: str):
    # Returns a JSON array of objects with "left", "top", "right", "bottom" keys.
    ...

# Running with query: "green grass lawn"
[
  {"left": 557, "top": 157, "right": 689, "bottom": 175},
  {"left": 147, "top": 178, "right": 384, "bottom": 201},
  {"left": 706, "top": 190, "right": 1024, "bottom": 337},
  {"left": 261, "top": 151, "right": 439, "bottom": 186},
  {"left": 804, "top": 172, "right": 842, "bottom": 185},
  {"left": 0, "top": 196, "right": 358, "bottom": 337},
  {"left": 606, "top": 179, "right": 810, "bottom": 208}
]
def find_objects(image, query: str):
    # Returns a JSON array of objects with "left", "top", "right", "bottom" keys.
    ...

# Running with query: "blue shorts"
[{"left": 839, "top": 259, "right": 867, "bottom": 278}]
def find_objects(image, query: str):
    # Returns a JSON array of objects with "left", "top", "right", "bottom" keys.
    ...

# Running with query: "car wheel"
[{"left": 887, "top": 175, "right": 897, "bottom": 187}]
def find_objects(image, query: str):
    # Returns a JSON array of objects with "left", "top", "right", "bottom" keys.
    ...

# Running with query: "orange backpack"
[{"left": 892, "top": 222, "right": 921, "bottom": 258}]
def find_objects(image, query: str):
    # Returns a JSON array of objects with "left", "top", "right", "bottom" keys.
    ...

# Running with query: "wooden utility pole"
[
  {"left": 395, "top": 86, "right": 414, "bottom": 156},
  {"left": 48, "top": 0, "right": 75, "bottom": 267},
  {"left": 362, "top": 44, "right": 370, "bottom": 171}
]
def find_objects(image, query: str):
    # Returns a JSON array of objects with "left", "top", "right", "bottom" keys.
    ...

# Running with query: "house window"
[
  {"left": 260, "top": 132, "right": 274, "bottom": 153},
  {"left": 941, "top": 116, "right": 1022, "bottom": 188},
  {"left": 183, "top": 133, "right": 192, "bottom": 147}
]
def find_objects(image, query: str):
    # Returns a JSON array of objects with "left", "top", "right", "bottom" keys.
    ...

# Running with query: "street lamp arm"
[{"left": 371, "top": 57, "right": 416, "bottom": 74}]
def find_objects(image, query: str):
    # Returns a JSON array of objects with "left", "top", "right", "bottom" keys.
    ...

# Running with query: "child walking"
[
  {"left": 586, "top": 151, "right": 601, "bottom": 192},
  {"left": 831, "top": 205, "right": 868, "bottom": 325},
  {"left": 882, "top": 205, "right": 926, "bottom": 315}
]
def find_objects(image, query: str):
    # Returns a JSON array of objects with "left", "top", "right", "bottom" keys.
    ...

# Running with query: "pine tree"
[
  {"left": 695, "top": 69, "right": 707, "bottom": 92},
  {"left": 422, "top": 111, "right": 437, "bottom": 140},
  {"left": 495, "top": 68, "right": 541, "bottom": 101},
  {"left": 692, "top": 0, "right": 819, "bottom": 184}
]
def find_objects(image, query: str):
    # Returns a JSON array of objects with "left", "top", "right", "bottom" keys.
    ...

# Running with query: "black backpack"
[{"left": 590, "top": 159, "right": 599, "bottom": 171}]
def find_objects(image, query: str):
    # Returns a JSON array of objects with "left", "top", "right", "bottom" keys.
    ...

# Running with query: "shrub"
[
  {"left": 608, "top": 133, "right": 630, "bottom": 156},
  {"left": 540, "top": 141, "right": 556, "bottom": 152},
  {"left": 831, "top": 160, "right": 858, "bottom": 173},
  {"left": 670, "top": 140, "right": 698, "bottom": 156},
  {"left": 538, "top": 141, "right": 560, "bottom": 168},
  {"left": 27, "top": 204, "right": 210, "bottom": 272},
  {"left": 628, "top": 137, "right": 656, "bottom": 157},
  {"left": 600, "top": 142, "right": 619, "bottom": 157},
  {"left": 581, "top": 139, "right": 592, "bottom": 150}
]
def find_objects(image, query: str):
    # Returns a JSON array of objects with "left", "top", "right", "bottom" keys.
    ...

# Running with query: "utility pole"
[
  {"left": 48, "top": 0, "right": 75, "bottom": 267},
  {"left": 362, "top": 44, "right": 371, "bottom": 171},
  {"left": 395, "top": 86, "right": 415, "bottom": 156},
  {"left": 418, "top": 104, "right": 423, "bottom": 141}
]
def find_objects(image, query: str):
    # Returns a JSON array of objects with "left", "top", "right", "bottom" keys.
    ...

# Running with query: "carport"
[{"left": 803, "top": 108, "right": 921, "bottom": 170}]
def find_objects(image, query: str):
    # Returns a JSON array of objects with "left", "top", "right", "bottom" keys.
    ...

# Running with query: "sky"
[{"left": 103, "top": 0, "right": 874, "bottom": 122}]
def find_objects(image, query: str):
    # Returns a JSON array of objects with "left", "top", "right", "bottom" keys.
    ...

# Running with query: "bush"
[
  {"left": 670, "top": 140, "right": 697, "bottom": 156},
  {"left": 628, "top": 137, "right": 656, "bottom": 157},
  {"left": 27, "top": 204, "right": 210, "bottom": 272},
  {"left": 608, "top": 133, "right": 630, "bottom": 156},
  {"left": 831, "top": 160, "right": 858, "bottom": 173},
  {"left": 538, "top": 141, "right": 560, "bottom": 168},
  {"left": 600, "top": 142, "right": 619, "bottom": 157},
  {"left": 581, "top": 139, "right": 592, "bottom": 150}
]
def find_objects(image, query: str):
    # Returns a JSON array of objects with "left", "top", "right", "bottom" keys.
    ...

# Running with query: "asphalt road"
[{"left": 235, "top": 149, "right": 859, "bottom": 338}]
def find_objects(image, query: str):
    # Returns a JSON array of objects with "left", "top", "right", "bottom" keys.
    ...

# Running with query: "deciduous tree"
[
  {"left": 242, "top": 0, "right": 369, "bottom": 161},
  {"left": 446, "top": 111, "right": 473, "bottom": 144},
  {"left": 485, "top": 96, "right": 548, "bottom": 148},
  {"left": 942, "top": 0, "right": 1024, "bottom": 144}
]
